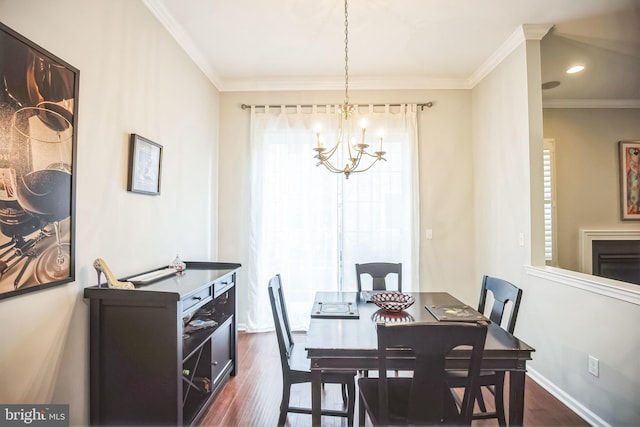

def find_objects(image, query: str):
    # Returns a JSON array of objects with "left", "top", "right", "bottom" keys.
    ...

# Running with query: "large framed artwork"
[
  {"left": 0, "top": 22, "right": 79, "bottom": 300},
  {"left": 619, "top": 140, "right": 640, "bottom": 220}
]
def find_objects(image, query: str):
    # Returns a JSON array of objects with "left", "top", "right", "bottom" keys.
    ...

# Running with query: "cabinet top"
[{"left": 83, "top": 262, "right": 240, "bottom": 301}]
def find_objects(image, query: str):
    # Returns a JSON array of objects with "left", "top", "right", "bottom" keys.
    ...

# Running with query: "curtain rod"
[{"left": 240, "top": 102, "right": 433, "bottom": 111}]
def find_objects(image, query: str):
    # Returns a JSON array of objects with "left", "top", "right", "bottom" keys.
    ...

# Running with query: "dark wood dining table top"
[{"left": 306, "top": 291, "right": 535, "bottom": 370}]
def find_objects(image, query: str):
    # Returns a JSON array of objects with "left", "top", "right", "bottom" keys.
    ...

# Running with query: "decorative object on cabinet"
[
  {"left": 84, "top": 262, "right": 240, "bottom": 426},
  {"left": 127, "top": 133, "right": 162, "bottom": 195},
  {"left": 172, "top": 253, "right": 187, "bottom": 271},
  {"left": 619, "top": 140, "right": 640, "bottom": 220},
  {"left": 92, "top": 258, "right": 134, "bottom": 289},
  {"left": 0, "top": 22, "right": 79, "bottom": 300}
]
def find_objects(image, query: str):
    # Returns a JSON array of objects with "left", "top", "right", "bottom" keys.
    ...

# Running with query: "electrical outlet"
[
  {"left": 588, "top": 355, "right": 599, "bottom": 377},
  {"left": 425, "top": 229, "right": 433, "bottom": 240}
]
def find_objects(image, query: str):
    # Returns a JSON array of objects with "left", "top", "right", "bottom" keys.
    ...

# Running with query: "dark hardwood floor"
[{"left": 199, "top": 331, "right": 589, "bottom": 426}]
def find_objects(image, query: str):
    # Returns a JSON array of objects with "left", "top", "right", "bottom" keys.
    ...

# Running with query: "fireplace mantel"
[{"left": 579, "top": 229, "right": 640, "bottom": 274}]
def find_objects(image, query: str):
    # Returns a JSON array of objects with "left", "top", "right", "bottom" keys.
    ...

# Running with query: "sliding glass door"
[{"left": 247, "top": 105, "right": 418, "bottom": 331}]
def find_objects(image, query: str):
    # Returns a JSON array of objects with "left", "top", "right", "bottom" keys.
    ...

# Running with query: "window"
[{"left": 543, "top": 139, "right": 557, "bottom": 265}]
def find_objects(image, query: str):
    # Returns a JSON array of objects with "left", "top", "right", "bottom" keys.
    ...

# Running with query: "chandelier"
[{"left": 313, "top": 0, "right": 386, "bottom": 179}]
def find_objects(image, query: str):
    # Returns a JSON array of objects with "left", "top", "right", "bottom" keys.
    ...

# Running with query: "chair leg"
[
  {"left": 278, "top": 383, "right": 291, "bottom": 427},
  {"left": 342, "top": 383, "right": 348, "bottom": 405},
  {"left": 476, "top": 386, "right": 488, "bottom": 412},
  {"left": 358, "top": 392, "right": 366, "bottom": 426},
  {"left": 494, "top": 374, "right": 507, "bottom": 427},
  {"left": 347, "top": 380, "right": 355, "bottom": 426}
]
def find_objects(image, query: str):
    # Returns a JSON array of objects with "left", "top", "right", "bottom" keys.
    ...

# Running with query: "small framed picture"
[
  {"left": 619, "top": 140, "right": 640, "bottom": 220},
  {"left": 127, "top": 134, "right": 162, "bottom": 195}
]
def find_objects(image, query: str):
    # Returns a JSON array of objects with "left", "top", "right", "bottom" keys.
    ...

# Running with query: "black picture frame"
[
  {"left": 0, "top": 21, "right": 79, "bottom": 300},
  {"left": 127, "top": 134, "right": 162, "bottom": 195}
]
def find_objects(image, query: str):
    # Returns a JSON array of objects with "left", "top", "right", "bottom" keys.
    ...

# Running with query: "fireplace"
[
  {"left": 592, "top": 240, "right": 640, "bottom": 285},
  {"left": 580, "top": 230, "right": 640, "bottom": 285}
]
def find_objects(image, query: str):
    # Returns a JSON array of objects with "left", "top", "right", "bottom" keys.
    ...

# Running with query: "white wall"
[
  {"left": 0, "top": 0, "right": 220, "bottom": 424},
  {"left": 471, "top": 42, "right": 534, "bottom": 284},
  {"left": 543, "top": 108, "right": 640, "bottom": 271},
  {"left": 217, "top": 89, "right": 479, "bottom": 327},
  {"left": 473, "top": 37, "right": 640, "bottom": 426}
]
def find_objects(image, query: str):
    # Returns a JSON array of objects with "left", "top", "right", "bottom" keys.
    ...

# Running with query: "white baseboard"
[{"left": 527, "top": 367, "right": 609, "bottom": 427}]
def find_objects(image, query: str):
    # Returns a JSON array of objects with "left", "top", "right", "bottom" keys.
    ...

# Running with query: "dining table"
[{"left": 305, "top": 291, "right": 535, "bottom": 426}]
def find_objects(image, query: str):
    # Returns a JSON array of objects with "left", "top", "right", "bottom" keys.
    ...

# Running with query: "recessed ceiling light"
[{"left": 566, "top": 65, "right": 585, "bottom": 74}]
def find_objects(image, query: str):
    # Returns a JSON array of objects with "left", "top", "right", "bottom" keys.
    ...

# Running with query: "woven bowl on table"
[{"left": 370, "top": 291, "right": 415, "bottom": 313}]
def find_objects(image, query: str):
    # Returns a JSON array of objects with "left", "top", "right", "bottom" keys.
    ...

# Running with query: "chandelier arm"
[
  {"left": 322, "top": 140, "right": 342, "bottom": 159},
  {"left": 347, "top": 157, "right": 385, "bottom": 174},
  {"left": 319, "top": 159, "right": 345, "bottom": 174},
  {"left": 347, "top": 151, "right": 362, "bottom": 171},
  {"left": 360, "top": 150, "right": 384, "bottom": 159}
]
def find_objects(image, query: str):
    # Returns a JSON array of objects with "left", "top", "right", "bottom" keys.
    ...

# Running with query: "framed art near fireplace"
[
  {"left": 619, "top": 140, "right": 640, "bottom": 220},
  {"left": 0, "top": 22, "right": 79, "bottom": 300}
]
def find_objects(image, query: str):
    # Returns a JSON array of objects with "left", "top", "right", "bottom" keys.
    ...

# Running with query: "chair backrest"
[
  {"left": 355, "top": 262, "right": 402, "bottom": 292},
  {"left": 477, "top": 275, "right": 522, "bottom": 334},
  {"left": 268, "top": 274, "right": 294, "bottom": 373},
  {"left": 375, "top": 321, "right": 487, "bottom": 425}
]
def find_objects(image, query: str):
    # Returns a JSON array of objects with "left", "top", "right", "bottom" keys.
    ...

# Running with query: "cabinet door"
[{"left": 211, "top": 319, "right": 233, "bottom": 385}]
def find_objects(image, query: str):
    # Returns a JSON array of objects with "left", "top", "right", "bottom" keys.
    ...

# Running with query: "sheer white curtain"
[{"left": 247, "top": 104, "right": 419, "bottom": 332}]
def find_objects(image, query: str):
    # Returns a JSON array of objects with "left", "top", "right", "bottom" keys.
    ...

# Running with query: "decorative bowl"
[{"left": 370, "top": 291, "right": 415, "bottom": 313}]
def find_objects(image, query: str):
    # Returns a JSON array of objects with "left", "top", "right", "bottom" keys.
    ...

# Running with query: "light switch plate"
[{"left": 588, "top": 355, "right": 599, "bottom": 377}]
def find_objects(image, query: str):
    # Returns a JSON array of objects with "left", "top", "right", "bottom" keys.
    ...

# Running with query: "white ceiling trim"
[
  {"left": 143, "top": 0, "right": 223, "bottom": 89},
  {"left": 220, "top": 76, "right": 472, "bottom": 93},
  {"left": 468, "top": 24, "right": 553, "bottom": 88},
  {"left": 543, "top": 99, "right": 640, "bottom": 109}
]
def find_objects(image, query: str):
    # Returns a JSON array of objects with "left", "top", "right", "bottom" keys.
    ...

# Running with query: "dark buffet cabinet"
[{"left": 84, "top": 262, "right": 241, "bottom": 426}]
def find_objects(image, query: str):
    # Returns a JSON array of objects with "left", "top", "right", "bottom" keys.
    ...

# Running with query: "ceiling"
[{"left": 143, "top": 0, "right": 640, "bottom": 102}]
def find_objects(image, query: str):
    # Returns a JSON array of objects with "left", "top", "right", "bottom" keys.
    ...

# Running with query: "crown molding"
[
  {"left": 468, "top": 24, "right": 553, "bottom": 88},
  {"left": 543, "top": 99, "right": 640, "bottom": 109},
  {"left": 219, "top": 76, "right": 471, "bottom": 92},
  {"left": 143, "top": 0, "right": 223, "bottom": 89}
]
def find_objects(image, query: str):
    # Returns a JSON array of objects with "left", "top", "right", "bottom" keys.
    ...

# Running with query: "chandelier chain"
[
  {"left": 312, "top": 0, "right": 389, "bottom": 179},
  {"left": 344, "top": 0, "right": 349, "bottom": 105}
]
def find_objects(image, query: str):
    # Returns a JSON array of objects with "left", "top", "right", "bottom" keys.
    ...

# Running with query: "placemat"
[
  {"left": 311, "top": 300, "right": 359, "bottom": 319},
  {"left": 425, "top": 303, "right": 488, "bottom": 323}
]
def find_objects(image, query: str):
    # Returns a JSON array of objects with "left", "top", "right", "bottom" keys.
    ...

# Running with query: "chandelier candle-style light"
[{"left": 313, "top": 0, "right": 386, "bottom": 179}]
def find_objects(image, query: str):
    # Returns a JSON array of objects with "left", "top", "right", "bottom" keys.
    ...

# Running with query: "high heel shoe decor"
[{"left": 93, "top": 258, "right": 134, "bottom": 289}]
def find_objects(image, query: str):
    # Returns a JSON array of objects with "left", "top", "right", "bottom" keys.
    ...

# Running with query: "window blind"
[{"left": 543, "top": 139, "right": 556, "bottom": 263}]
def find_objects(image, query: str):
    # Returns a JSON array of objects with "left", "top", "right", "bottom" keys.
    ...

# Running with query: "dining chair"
[
  {"left": 268, "top": 274, "right": 356, "bottom": 426},
  {"left": 355, "top": 262, "right": 403, "bottom": 379},
  {"left": 358, "top": 321, "right": 487, "bottom": 426},
  {"left": 448, "top": 275, "right": 523, "bottom": 426},
  {"left": 355, "top": 262, "right": 402, "bottom": 292}
]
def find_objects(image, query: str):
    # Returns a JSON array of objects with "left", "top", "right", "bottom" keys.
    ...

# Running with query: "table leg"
[
  {"left": 311, "top": 368, "right": 322, "bottom": 426},
  {"left": 509, "top": 370, "right": 526, "bottom": 426}
]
